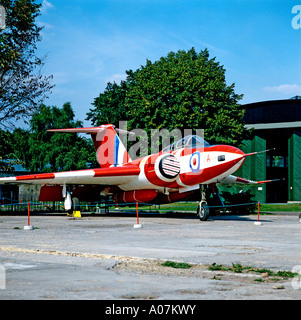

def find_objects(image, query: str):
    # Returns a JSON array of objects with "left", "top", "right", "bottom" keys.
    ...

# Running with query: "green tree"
[
  {"left": 87, "top": 48, "right": 248, "bottom": 147},
  {"left": 13, "top": 103, "right": 98, "bottom": 173},
  {"left": 0, "top": 128, "right": 21, "bottom": 172},
  {"left": 0, "top": 0, "right": 54, "bottom": 128},
  {"left": 87, "top": 81, "right": 127, "bottom": 127}
]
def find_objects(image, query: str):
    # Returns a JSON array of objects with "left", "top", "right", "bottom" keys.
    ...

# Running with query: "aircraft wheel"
[{"left": 197, "top": 202, "right": 210, "bottom": 221}]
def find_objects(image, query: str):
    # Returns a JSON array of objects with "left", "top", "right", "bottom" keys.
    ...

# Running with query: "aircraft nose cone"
[
  {"left": 231, "top": 146, "right": 245, "bottom": 158},
  {"left": 218, "top": 145, "right": 245, "bottom": 157},
  {"left": 216, "top": 145, "right": 245, "bottom": 166},
  {"left": 229, "top": 146, "right": 245, "bottom": 163}
]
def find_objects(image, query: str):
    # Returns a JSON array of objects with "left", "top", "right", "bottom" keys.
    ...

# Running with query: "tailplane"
[{"left": 48, "top": 124, "right": 132, "bottom": 168}]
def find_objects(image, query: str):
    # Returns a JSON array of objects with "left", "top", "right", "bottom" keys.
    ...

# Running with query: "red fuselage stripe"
[
  {"left": 93, "top": 166, "right": 140, "bottom": 177},
  {"left": 16, "top": 173, "right": 55, "bottom": 181}
]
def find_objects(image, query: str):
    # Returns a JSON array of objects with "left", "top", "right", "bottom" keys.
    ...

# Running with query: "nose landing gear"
[
  {"left": 197, "top": 201, "right": 210, "bottom": 221},
  {"left": 196, "top": 185, "right": 210, "bottom": 221},
  {"left": 196, "top": 184, "right": 224, "bottom": 221}
]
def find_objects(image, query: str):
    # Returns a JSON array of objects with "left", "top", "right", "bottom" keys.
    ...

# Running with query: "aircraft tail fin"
[{"left": 48, "top": 124, "right": 132, "bottom": 168}]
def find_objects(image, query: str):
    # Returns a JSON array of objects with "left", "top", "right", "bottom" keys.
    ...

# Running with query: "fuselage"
[{"left": 119, "top": 144, "right": 245, "bottom": 192}]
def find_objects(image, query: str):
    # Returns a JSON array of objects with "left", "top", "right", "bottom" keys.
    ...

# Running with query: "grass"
[
  {"left": 116, "top": 202, "right": 301, "bottom": 214},
  {"left": 112, "top": 202, "right": 199, "bottom": 213},
  {"left": 162, "top": 261, "right": 192, "bottom": 269},
  {"left": 161, "top": 261, "right": 298, "bottom": 284},
  {"left": 209, "top": 262, "right": 298, "bottom": 279},
  {"left": 259, "top": 203, "right": 301, "bottom": 212}
]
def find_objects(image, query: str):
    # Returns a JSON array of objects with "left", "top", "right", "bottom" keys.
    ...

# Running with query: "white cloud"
[
  {"left": 263, "top": 84, "right": 301, "bottom": 95},
  {"left": 105, "top": 73, "right": 127, "bottom": 84},
  {"left": 37, "top": 21, "right": 54, "bottom": 29},
  {"left": 40, "top": 0, "right": 54, "bottom": 14}
]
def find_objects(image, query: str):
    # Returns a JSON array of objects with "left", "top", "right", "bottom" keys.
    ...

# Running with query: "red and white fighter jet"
[{"left": 0, "top": 124, "right": 272, "bottom": 220}]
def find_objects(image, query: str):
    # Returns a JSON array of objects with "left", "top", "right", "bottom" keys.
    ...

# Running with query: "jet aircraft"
[{"left": 0, "top": 124, "right": 273, "bottom": 220}]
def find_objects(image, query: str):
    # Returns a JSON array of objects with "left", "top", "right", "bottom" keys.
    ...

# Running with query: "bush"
[{"left": 220, "top": 189, "right": 256, "bottom": 214}]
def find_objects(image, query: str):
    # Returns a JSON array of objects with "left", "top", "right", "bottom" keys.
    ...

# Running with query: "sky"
[{"left": 35, "top": 0, "right": 301, "bottom": 127}]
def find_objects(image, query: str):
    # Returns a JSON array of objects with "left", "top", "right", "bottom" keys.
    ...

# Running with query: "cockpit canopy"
[{"left": 162, "top": 135, "right": 211, "bottom": 152}]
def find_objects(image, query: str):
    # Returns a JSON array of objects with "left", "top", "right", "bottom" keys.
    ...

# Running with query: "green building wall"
[
  {"left": 217, "top": 133, "right": 267, "bottom": 203},
  {"left": 218, "top": 129, "right": 301, "bottom": 203},
  {"left": 288, "top": 130, "right": 301, "bottom": 202},
  {"left": 241, "top": 134, "right": 267, "bottom": 203}
]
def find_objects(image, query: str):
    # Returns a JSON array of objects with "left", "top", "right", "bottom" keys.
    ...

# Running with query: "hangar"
[
  {"left": 234, "top": 96, "right": 301, "bottom": 203},
  {"left": 0, "top": 161, "right": 24, "bottom": 204},
  {"left": 0, "top": 161, "right": 40, "bottom": 204}
]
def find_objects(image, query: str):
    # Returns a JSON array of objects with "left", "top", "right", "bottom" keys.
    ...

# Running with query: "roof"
[
  {"left": 245, "top": 121, "right": 301, "bottom": 130},
  {"left": 243, "top": 97, "right": 301, "bottom": 108},
  {"left": 0, "top": 159, "right": 29, "bottom": 176},
  {"left": 243, "top": 97, "right": 301, "bottom": 125}
]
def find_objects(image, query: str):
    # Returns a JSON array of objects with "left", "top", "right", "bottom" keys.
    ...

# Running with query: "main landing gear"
[{"left": 63, "top": 185, "right": 79, "bottom": 214}]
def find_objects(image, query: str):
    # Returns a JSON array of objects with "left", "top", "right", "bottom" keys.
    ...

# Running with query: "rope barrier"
[{"left": 0, "top": 200, "right": 258, "bottom": 214}]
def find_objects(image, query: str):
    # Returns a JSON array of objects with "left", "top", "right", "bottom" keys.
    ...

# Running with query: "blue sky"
[{"left": 36, "top": 0, "right": 301, "bottom": 127}]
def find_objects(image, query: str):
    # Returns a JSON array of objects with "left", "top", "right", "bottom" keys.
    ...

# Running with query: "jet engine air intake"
[
  {"left": 144, "top": 154, "right": 181, "bottom": 187},
  {"left": 158, "top": 154, "right": 181, "bottom": 179}
]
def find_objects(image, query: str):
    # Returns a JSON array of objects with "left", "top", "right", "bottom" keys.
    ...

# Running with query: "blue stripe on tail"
[{"left": 113, "top": 135, "right": 120, "bottom": 167}]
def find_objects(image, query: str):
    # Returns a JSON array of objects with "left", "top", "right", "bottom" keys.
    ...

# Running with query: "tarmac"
[{"left": 0, "top": 211, "right": 300, "bottom": 300}]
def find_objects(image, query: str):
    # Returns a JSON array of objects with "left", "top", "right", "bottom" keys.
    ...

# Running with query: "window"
[
  {"left": 218, "top": 155, "right": 225, "bottom": 161},
  {"left": 267, "top": 155, "right": 287, "bottom": 168},
  {"left": 272, "top": 156, "right": 285, "bottom": 168},
  {"left": 162, "top": 135, "right": 211, "bottom": 152}
]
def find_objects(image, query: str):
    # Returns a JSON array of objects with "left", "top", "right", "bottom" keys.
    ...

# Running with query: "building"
[
  {"left": 0, "top": 161, "right": 25, "bottom": 204},
  {"left": 234, "top": 96, "right": 301, "bottom": 203},
  {"left": 0, "top": 161, "right": 40, "bottom": 204}
]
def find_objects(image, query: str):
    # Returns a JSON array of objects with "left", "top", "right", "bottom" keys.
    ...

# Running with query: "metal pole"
[
  {"left": 133, "top": 202, "right": 143, "bottom": 228},
  {"left": 254, "top": 201, "right": 262, "bottom": 226},
  {"left": 28, "top": 201, "right": 30, "bottom": 226}
]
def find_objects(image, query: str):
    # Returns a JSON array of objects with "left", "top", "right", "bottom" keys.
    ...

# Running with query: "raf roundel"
[{"left": 189, "top": 151, "right": 200, "bottom": 173}]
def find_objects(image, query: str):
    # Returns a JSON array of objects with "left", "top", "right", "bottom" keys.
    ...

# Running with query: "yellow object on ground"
[{"left": 73, "top": 211, "right": 81, "bottom": 217}]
